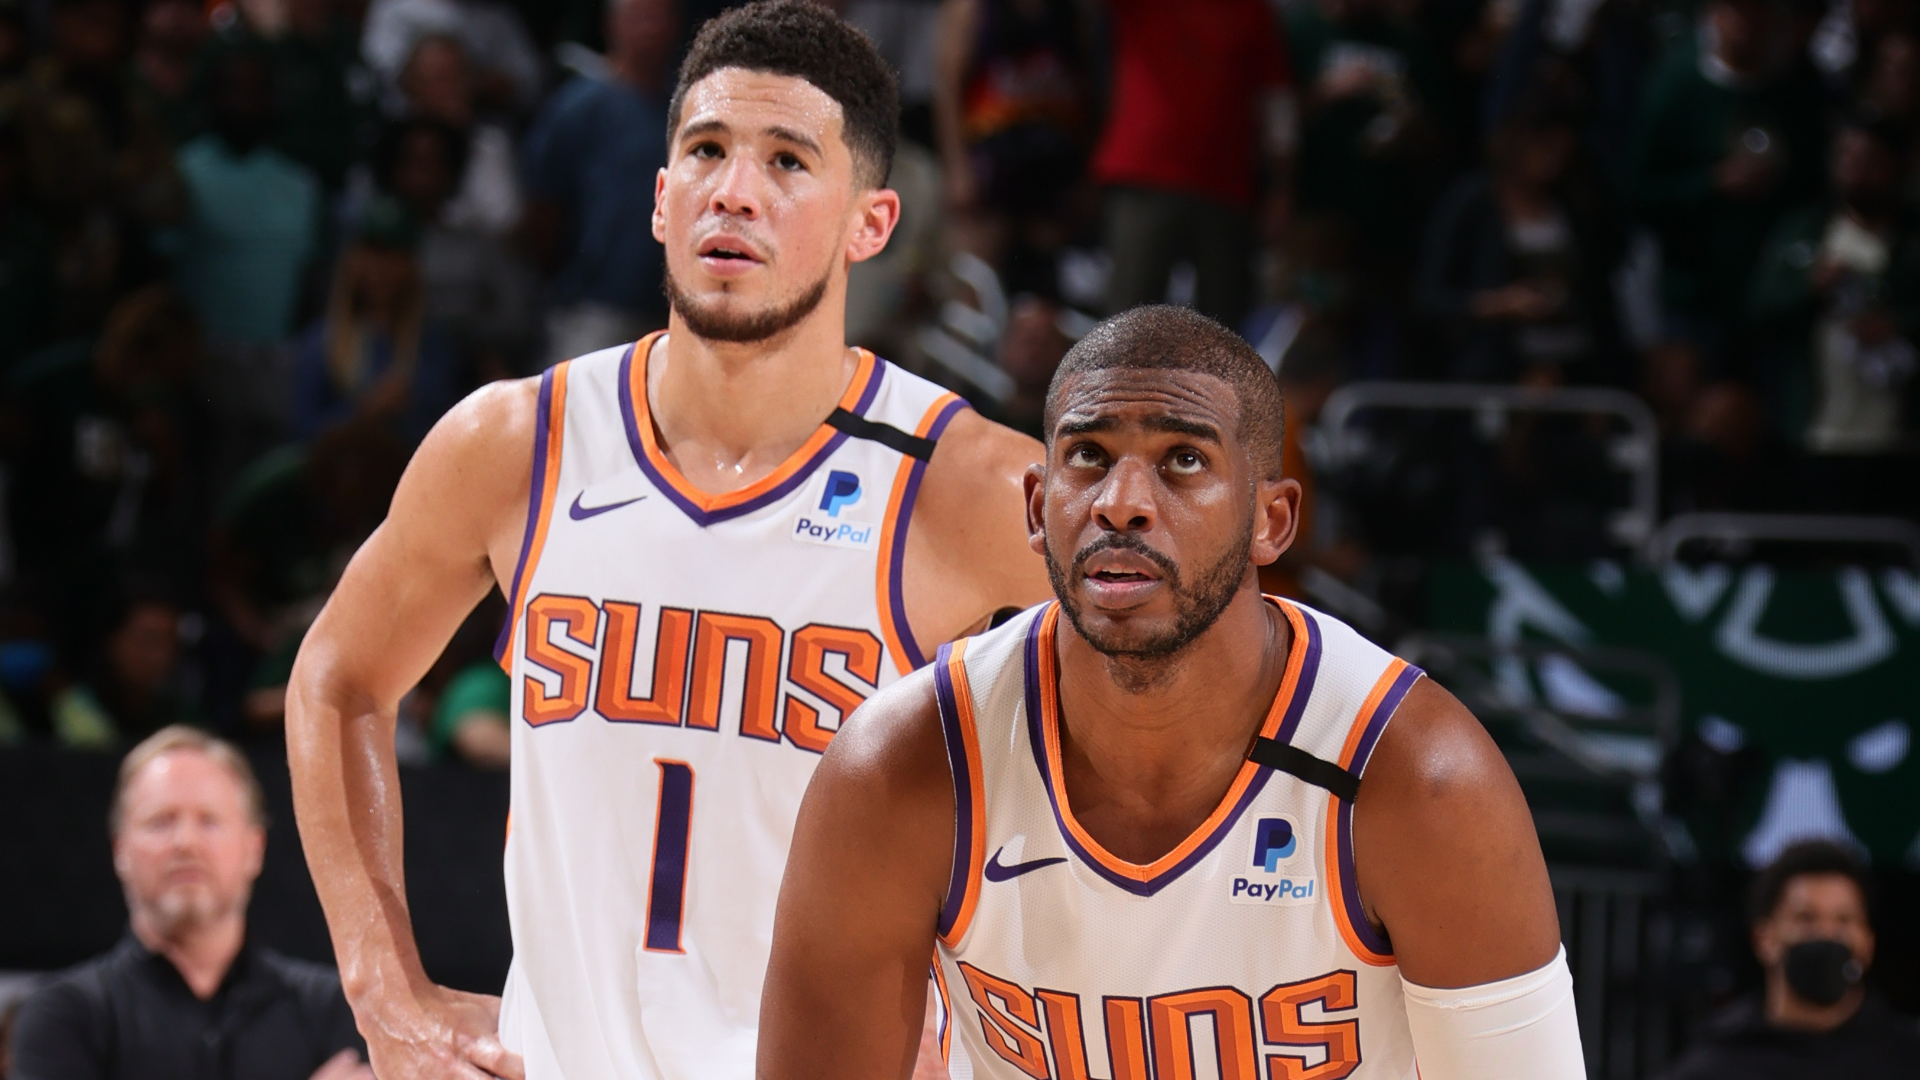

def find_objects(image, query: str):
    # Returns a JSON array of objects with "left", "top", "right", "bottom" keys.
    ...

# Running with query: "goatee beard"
[
  {"left": 1045, "top": 525, "right": 1251, "bottom": 665},
  {"left": 662, "top": 263, "right": 831, "bottom": 344}
]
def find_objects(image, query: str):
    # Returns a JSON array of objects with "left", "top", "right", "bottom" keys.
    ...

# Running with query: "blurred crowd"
[{"left": 0, "top": 0, "right": 1914, "bottom": 758}]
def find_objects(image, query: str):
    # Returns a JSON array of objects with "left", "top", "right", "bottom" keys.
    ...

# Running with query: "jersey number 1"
[{"left": 645, "top": 759, "right": 694, "bottom": 953}]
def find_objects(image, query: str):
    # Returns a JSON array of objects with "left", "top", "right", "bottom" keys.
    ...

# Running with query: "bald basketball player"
[
  {"left": 761, "top": 306, "right": 1586, "bottom": 1079},
  {"left": 286, "top": 5, "right": 1046, "bottom": 1080}
]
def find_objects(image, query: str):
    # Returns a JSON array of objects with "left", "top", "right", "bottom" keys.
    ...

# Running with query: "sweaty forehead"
[
  {"left": 1050, "top": 369, "right": 1239, "bottom": 436},
  {"left": 678, "top": 68, "right": 846, "bottom": 151}
]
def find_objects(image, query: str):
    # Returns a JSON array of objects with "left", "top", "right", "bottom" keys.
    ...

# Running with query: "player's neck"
[
  {"left": 649, "top": 307, "right": 860, "bottom": 495},
  {"left": 1052, "top": 592, "right": 1291, "bottom": 860}
]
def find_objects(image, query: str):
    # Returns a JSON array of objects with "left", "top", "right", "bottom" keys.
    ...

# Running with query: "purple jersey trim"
[
  {"left": 1022, "top": 605, "right": 1324, "bottom": 898},
  {"left": 884, "top": 396, "right": 971, "bottom": 671},
  {"left": 617, "top": 344, "right": 887, "bottom": 527},
  {"left": 495, "top": 366, "right": 557, "bottom": 663},
  {"left": 934, "top": 642, "right": 976, "bottom": 939},
  {"left": 1333, "top": 662, "right": 1424, "bottom": 958}
]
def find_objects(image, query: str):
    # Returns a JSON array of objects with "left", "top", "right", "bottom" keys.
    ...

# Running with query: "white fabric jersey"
[
  {"left": 931, "top": 599, "right": 1425, "bottom": 1080},
  {"left": 495, "top": 332, "right": 967, "bottom": 1080}
]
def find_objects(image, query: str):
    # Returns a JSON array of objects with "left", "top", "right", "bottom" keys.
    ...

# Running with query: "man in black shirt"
[
  {"left": 1659, "top": 840, "right": 1920, "bottom": 1080},
  {"left": 11, "top": 726, "right": 368, "bottom": 1080}
]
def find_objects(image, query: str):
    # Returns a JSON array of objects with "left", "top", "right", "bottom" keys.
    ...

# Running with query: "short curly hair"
[
  {"left": 668, "top": 0, "right": 899, "bottom": 189},
  {"left": 1045, "top": 306, "right": 1287, "bottom": 480},
  {"left": 1749, "top": 839, "right": 1874, "bottom": 925}
]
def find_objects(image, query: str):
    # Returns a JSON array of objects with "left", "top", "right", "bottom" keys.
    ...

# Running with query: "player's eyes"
[
  {"left": 1165, "top": 449, "right": 1206, "bottom": 475},
  {"left": 690, "top": 141, "right": 723, "bottom": 160},
  {"left": 1065, "top": 444, "right": 1105, "bottom": 469},
  {"left": 774, "top": 152, "right": 805, "bottom": 171}
]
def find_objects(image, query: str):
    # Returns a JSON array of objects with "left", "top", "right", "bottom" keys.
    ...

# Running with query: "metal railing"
[
  {"left": 1645, "top": 511, "right": 1920, "bottom": 566},
  {"left": 1319, "top": 382, "right": 1660, "bottom": 548}
]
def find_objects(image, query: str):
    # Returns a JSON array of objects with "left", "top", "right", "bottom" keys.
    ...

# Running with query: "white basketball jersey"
[
  {"left": 931, "top": 600, "right": 1425, "bottom": 1080},
  {"left": 495, "top": 332, "right": 967, "bottom": 1080}
]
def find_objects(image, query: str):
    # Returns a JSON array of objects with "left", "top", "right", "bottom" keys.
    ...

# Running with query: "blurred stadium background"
[{"left": 0, "top": 0, "right": 1917, "bottom": 1077}]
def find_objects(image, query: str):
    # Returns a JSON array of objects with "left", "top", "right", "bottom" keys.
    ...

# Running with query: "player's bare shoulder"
[
  {"left": 899, "top": 409, "right": 1049, "bottom": 641},
  {"left": 387, "top": 375, "right": 545, "bottom": 577},
  {"left": 817, "top": 662, "right": 949, "bottom": 807}
]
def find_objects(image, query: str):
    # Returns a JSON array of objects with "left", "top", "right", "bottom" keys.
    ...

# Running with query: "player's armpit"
[
  {"left": 760, "top": 668, "right": 955, "bottom": 1080},
  {"left": 901, "top": 410, "right": 1050, "bottom": 648},
  {"left": 1349, "top": 677, "right": 1562, "bottom": 990}
]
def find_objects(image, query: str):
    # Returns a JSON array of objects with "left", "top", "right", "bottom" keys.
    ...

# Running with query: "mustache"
[{"left": 1070, "top": 532, "right": 1179, "bottom": 582}]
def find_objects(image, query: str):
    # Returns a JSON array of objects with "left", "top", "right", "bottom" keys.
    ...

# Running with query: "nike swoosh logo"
[
  {"left": 982, "top": 848, "right": 1067, "bottom": 882},
  {"left": 568, "top": 492, "right": 646, "bottom": 520}
]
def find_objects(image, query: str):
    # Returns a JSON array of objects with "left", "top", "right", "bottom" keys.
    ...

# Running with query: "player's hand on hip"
[{"left": 358, "top": 985, "right": 525, "bottom": 1080}]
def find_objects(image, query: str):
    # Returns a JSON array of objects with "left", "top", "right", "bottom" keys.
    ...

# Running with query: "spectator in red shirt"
[{"left": 1093, "top": 0, "right": 1293, "bottom": 331}]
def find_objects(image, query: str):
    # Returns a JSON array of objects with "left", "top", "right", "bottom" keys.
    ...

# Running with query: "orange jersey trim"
[
  {"left": 876, "top": 391, "right": 966, "bottom": 676},
  {"left": 498, "top": 361, "right": 570, "bottom": 671},
  {"left": 1033, "top": 600, "right": 1312, "bottom": 884},
  {"left": 1326, "top": 658, "right": 1414, "bottom": 967},
  {"left": 625, "top": 331, "right": 880, "bottom": 514},
  {"left": 936, "top": 639, "right": 988, "bottom": 948}
]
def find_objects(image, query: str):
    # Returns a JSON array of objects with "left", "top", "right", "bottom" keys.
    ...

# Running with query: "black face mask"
[{"left": 1784, "top": 939, "right": 1864, "bottom": 1007}]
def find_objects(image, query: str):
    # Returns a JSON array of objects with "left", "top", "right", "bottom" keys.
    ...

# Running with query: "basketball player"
[
  {"left": 285, "top": 5, "right": 1047, "bottom": 1080},
  {"left": 760, "top": 306, "right": 1587, "bottom": 1079}
]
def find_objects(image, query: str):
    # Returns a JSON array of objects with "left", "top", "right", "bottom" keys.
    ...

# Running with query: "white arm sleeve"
[{"left": 1400, "top": 945, "right": 1587, "bottom": 1080}]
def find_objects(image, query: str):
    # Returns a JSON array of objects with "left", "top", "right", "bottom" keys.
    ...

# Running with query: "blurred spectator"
[
  {"left": 294, "top": 199, "right": 460, "bottom": 442},
  {"left": 416, "top": 596, "right": 511, "bottom": 768},
  {"left": 0, "top": 0, "right": 27, "bottom": 81},
  {"left": 373, "top": 117, "right": 535, "bottom": 374},
  {"left": 1657, "top": 840, "right": 1920, "bottom": 1080},
  {"left": 361, "top": 0, "right": 542, "bottom": 116},
  {"left": 207, "top": 420, "right": 406, "bottom": 729},
  {"left": 0, "top": 0, "right": 185, "bottom": 335},
  {"left": 1417, "top": 94, "right": 1621, "bottom": 383},
  {"left": 0, "top": 587, "right": 83, "bottom": 746},
  {"left": 226, "top": 0, "right": 379, "bottom": 193},
  {"left": 397, "top": 33, "right": 520, "bottom": 235},
  {"left": 9, "top": 726, "right": 370, "bottom": 1080},
  {"left": 1627, "top": 0, "right": 1824, "bottom": 349},
  {"left": 1287, "top": 0, "right": 1446, "bottom": 292},
  {"left": 522, "top": 0, "right": 677, "bottom": 362},
  {"left": 0, "top": 116, "right": 56, "bottom": 374},
  {"left": 995, "top": 294, "right": 1073, "bottom": 435},
  {"left": 1095, "top": 0, "right": 1293, "bottom": 331},
  {"left": 1259, "top": 320, "right": 1366, "bottom": 599},
  {"left": 6, "top": 286, "right": 211, "bottom": 649},
  {"left": 133, "top": 0, "right": 211, "bottom": 143},
  {"left": 933, "top": 0, "right": 1088, "bottom": 298},
  {"left": 55, "top": 585, "right": 197, "bottom": 747},
  {"left": 1750, "top": 117, "right": 1918, "bottom": 452},
  {"left": 1664, "top": 378, "right": 1795, "bottom": 512},
  {"left": 165, "top": 47, "right": 323, "bottom": 346}
]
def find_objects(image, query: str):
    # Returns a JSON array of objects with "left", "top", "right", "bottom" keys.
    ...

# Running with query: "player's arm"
[
  {"left": 759, "top": 668, "right": 955, "bottom": 1080},
  {"left": 286, "top": 380, "right": 538, "bottom": 1080},
  {"left": 905, "top": 411, "right": 1051, "bottom": 643},
  {"left": 1353, "top": 677, "right": 1585, "bottom": 1077}
]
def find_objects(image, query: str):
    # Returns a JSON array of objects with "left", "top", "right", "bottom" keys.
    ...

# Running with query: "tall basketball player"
[
  {"left": 761, "top": 306, "right": 1587, "bottom": 1079},
  {"left": 286, "top": 5, "right": 1047, "bottom": 1080}
]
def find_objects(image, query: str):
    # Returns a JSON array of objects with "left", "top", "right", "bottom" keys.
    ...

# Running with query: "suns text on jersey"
[
  {"left": 514, "top": 593, "right": 879, "bottom": 752},
  {"left": 951, "top": 961, "right": 1363, "bottom": 1080}
]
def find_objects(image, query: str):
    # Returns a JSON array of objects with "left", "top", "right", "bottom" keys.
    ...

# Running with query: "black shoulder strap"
[
  {"left": 826, "top": 407, "right": 938, "bottom": 461},
  {"left": 1248, "top": 736, "right": 1362, "bottom": 802}
]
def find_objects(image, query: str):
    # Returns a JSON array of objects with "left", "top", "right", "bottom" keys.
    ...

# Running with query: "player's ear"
[
  {"left": 1024, "top": 463, "right": 1047, "bottom": 558},
  {"left": 1248, "top": 475, "right": 1301, "bottom": 567},
  {"left": 652, "top": 167, "right": 668, "bottom": 244},
  {"left": 846, "top": 186, "right": 901, "bottom": 265}
]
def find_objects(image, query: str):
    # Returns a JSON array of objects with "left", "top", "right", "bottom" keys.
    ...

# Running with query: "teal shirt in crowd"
[{"left": 169, "top": 135, "right": 322, "bottom": 343}]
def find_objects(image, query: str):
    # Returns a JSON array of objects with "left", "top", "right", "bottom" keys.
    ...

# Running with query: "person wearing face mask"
[
  {"left": 1658, "top": 839, "right": 1920, "bottom": 1080},
  {"left": 8, "top": 727, "right": 370, "bottom": 1080}
]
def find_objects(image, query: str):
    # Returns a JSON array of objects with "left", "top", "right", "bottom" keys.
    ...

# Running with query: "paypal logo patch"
[
  {"left": 820, "top": 471, "right": 862, "bottom": 516},
  {"left": 1230, "top": 815, "right": 1316, "bottom": 907},
  {"left": 1253, "top": 817, "right": 1297, "bottom": 871}
]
